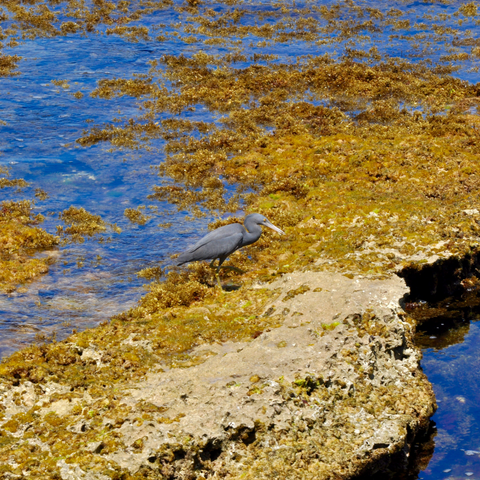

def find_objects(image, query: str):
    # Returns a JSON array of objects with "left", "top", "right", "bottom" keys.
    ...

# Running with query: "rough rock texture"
[{"left": 0, "top": 272, "right": 436, "bottom": 479}]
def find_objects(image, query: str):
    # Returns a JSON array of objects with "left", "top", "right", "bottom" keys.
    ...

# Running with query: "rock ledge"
[{"left": 0, "top": 272, "right": 435, "bottom": 479}]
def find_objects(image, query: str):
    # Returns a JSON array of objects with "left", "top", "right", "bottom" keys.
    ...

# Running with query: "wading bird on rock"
[{"left": 175, "top": 213, "right": 285, "bottom": 283}]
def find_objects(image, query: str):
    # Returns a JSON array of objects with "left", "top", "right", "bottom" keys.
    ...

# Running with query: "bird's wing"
[
  {"left": 176, "top": 231, "right": 244, "bottom": 264},
  {"left": 184, "top": 223, "right": 244, "bottom": 254},
  {"left": 198, "top": 231, "right": 244, "bottom": 260}
]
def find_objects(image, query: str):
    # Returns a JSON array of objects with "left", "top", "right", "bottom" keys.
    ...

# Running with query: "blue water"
[
  {"left": 418, "top": 319, "right": 480, "bottom": 480},
  {"left": 0, "top": 1, "right": 479, "bottom": 475},
  {"left": 0, "top": 18, "right": 215, "bottom": 356}
]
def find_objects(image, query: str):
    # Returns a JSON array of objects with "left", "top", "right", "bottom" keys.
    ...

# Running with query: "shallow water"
[
  {"left": 0, "top": 19, "right": 218, "bottom": 356},
  {"left": 0, "top": 0, "right": 480, "bottom": 475},
  {"left": 416, "top": 317, "right": 480, "bottom": 480}
]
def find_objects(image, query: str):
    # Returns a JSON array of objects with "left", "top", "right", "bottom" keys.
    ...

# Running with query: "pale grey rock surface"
[{"left": 0, "top": 272, "right": 436, "bottom": 479}]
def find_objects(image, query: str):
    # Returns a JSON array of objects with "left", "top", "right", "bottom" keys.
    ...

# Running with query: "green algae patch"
[{"left": 321, "top": 322, "right": 341, "bottom": 331}]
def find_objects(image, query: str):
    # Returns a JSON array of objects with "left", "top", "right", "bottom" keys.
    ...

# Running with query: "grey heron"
[{"left": 175, "top": 213, "right": 285, "bottom": 279}]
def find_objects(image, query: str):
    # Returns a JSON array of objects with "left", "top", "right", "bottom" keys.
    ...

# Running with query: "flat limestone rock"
[
  {"left": 0, "top": 272, "right": 432, "bottom": 479},
  {"left": 123, "top": 273, "right": 434, "bottom": 479}
]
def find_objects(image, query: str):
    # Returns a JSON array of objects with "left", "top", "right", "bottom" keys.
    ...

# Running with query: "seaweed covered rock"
[
  {"left": 0, "top": 198, "right": 58, "bottom": 293},
  {"left": 0, "top": 273, "right": 435, "bottom": 478}
]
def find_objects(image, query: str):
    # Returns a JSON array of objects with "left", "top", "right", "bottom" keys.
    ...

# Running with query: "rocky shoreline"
[
  {"left": 1, "top": 0, "right": 480, "bottom": 476},
  {"left": 0, "top": 270, "right": 437, "bottom": 479}
]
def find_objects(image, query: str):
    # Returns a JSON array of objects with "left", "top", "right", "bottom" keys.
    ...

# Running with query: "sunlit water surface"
[{"left": 417, "top": 319, "right": 480, "bottom": 480}]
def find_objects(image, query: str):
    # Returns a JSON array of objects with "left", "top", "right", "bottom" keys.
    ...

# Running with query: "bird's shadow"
[{"left": 221, "top": 283, "right": 242, "bottom": 292}]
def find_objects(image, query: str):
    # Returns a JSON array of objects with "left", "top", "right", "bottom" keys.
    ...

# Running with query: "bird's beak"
[{"left": 264, "top": 220, "right": 285, "bottom": 235}]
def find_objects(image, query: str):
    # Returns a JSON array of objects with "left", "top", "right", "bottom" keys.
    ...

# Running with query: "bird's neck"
[{"left": 243, "top": 227, "right": 262, "bottom": 247}]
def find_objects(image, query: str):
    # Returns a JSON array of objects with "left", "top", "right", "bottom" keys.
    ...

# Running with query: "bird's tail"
[{"left": 174, "top": 253, "right": 188, "bottom": 266}]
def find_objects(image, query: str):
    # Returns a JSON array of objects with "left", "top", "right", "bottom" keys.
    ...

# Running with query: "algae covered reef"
[
  {"left": 0, "top": 168, "right": 57, "bottom": 293},
  {"left": 0, "top": 166, "right": 119, "bottom": 293},
  {"left": 1, "top": 0, "right": 480, "bottom": 281},
  {"left": 0, "top": 0, "right": 479, "bottom": 478},
  {"left": 74, "top": 0, "right": 480, "bottom": 281}
]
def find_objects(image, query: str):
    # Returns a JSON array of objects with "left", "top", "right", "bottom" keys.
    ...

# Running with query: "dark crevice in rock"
[
  {"left": 173, "top": 449, "right": 186, "bottom": 461},
  {"left": 404, "top": 286, "right": 480, "bottom": 349},
  {"left": 240, "top": 428, "right": 256, "bottom": 446},
  {"left": 356, "top": 420, "right": 436, "bottom": 480},
  {"left": 398, "top": 247, "right": 480, "bottom": 302},
  {"left": 200, "top": 440, "right": 222, "bottom": 462}
]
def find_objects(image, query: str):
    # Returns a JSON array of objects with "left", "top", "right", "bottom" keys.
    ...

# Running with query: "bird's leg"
[
  {"left": 214, "top": 271, "right": 223, "bottom": 289},
  {"left": 208, "top": 259, "right": 224, "bottom": 289}
]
